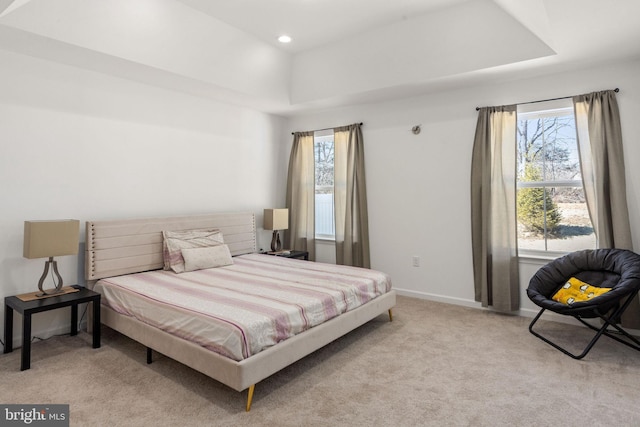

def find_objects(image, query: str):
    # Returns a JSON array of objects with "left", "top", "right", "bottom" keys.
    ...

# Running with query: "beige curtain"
[
  {"left": 573, "top": 90, "right": 638, "bottom": 326},
  {"left": 334, "top": 123, "right": 370, "bottom": 268},
  {"left": 573, "top": 90, "right": 633, "bottom": 249},
  {"left": 471, "top": 106, "right": 519, "bottom": 312},
  {"left": 285, "top": 132, "right": 316, "bottom": 261}
]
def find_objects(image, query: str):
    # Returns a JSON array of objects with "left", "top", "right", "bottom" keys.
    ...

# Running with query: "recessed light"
[{"left": 278, "top": 35, "right": 292, "bottom": 43}]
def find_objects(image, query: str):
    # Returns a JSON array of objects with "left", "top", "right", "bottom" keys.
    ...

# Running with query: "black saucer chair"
[{"left": 527, "top": 248, "right": 640, "bottom": 359}]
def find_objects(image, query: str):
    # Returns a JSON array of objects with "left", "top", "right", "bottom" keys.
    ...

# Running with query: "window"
[
  {"left": 516, "top": 101, "right": 595, "bottom": 254},
  {"left": 314, "top": 130, "right": 335, "bottom": 238}
]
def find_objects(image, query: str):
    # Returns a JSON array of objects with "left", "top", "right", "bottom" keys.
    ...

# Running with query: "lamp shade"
[
  {"left": 23, "top": 220, "right": 80, "bottom": 259},
  {"left": 263, "top": 209, "right": 288, "bottom": 231}
]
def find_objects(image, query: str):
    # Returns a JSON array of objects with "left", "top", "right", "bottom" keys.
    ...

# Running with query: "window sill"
[
  {"left": 518, "top": 249, "right": 567, "bottom": 264},
  {"left": 315, "top": 236, "right": 335, "bottom": 243}
]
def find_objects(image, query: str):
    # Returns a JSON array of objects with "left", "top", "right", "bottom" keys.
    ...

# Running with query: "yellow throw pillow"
[{"left": 552, "top": 277, "right": 611, "bottom": 305}]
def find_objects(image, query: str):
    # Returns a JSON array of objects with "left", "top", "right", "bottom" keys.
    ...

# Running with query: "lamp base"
[
  {"left": 17, "top": 286, "right": 79, "bottom": 302},
  {"left": 270, "top": 230, "right": 282, "bottom": 252},
  {"left": 37, "top": 257, "right": 64, "bottom": 297}
]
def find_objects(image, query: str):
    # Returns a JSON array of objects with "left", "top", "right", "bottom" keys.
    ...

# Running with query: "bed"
[{"left": 85, "top": 212, "right": 396, "bottom": 411}]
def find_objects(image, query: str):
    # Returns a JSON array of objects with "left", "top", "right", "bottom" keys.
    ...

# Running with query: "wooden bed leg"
[
  {"left": 246, "top": 385, "right": 255, "bottom": 412},
  {"left": 146, "top": 347, "right": 152, "bottom": 364},
  {"left": 388, "top": 309, "right": 393, "bottom": 322}
]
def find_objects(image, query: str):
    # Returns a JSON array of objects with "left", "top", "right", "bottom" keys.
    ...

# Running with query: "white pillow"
[
  {"left": 181, "top": 245, "right": 233, "bottom": 272},
  {"left": 162, "top": 228, "right": 224, "bottom": 273}
]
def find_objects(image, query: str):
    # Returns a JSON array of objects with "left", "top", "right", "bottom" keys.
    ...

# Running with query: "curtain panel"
[
  {"left": 334, "top": 123, "right": 371, "bottom": 268},
  {"left": 573, "top": 89, "right": 638, "bottom": 327},
  {"left": 285, "top": 131, "right": 316, "bottom": 261},
  {"left": 471, "top": 105, "right": 520, "bottom": 312},
  {"left": 573, "top": 90, "right": 633, "bottom": 249}
]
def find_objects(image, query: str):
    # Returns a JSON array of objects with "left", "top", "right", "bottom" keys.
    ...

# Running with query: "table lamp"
[
  {"left": 23, "top": 219, "right": 80, "bottom": 296},
  {"left": 263, "top": 209, "right": 288, "bottom": 252}
]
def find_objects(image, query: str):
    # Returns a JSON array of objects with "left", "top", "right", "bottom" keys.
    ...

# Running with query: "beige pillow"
[
  {"left": 162, "top": 228, "right": 224, "bottom": 273},
  {"left": 181, "top": 245, "right": 233, "bottom": 272}
]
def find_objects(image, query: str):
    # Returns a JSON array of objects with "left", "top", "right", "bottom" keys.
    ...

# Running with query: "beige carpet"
[{"left": 2, "top": 296, "right": 640, "bottom": 426}]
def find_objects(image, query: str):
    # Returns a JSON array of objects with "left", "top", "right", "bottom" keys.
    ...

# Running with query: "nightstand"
[
  {"left": 265, "top": 250, "right": 309, "bottom": 260},
  {"left": 4, "top": 285, "right": 101, "bottom": 371}
]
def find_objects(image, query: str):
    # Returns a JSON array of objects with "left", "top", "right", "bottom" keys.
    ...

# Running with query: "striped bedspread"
[{"left": 95, "top": 254, "right": 392, "bottom": 361}]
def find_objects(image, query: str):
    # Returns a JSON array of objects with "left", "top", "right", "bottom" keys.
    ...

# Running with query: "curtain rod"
[
  {"left": 475, "top": 88, "right": 619, "bottom": 111},
  {"left": 291, "top": 122, "right": 363, "bottom": 135}
]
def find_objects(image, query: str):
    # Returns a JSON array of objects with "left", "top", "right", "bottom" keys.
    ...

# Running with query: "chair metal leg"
[
  {"left": 529, "top": 291, "right": 640, "bottom": 359},
  {"left": 529, "top": 308, "right": 605, "bottom": 359},
  {"left": 576, "top": 315, "right": 640, "bottom": 351}
]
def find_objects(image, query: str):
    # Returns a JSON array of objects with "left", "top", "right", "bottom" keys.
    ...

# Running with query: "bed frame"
[{"left": 85, "top": 212, "right": 396, "bottom": 411}]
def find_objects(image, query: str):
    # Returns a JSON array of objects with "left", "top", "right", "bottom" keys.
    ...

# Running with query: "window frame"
[{"left": 516, "top": 100, "right": 595, "bottom": 256}]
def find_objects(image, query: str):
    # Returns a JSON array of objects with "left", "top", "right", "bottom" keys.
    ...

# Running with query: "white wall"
[
  {"left": 285, "top": 58, "right": 640, "bottom": 317},
  {"left": 0, "top": 50, "right": 287, "bottom": 345}
]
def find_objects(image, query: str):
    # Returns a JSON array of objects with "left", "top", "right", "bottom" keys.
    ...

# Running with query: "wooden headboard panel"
[{"left": 85, "top": 212, "right": 256, "bottom": 281}]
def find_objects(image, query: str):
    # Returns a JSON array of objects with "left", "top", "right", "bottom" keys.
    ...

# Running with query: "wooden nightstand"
[
  {"left": 264, "top": 250, "right": 309, "bottom": 260},
  {"left": 4, "top": 285, "right": 101, "bottom": 371}
]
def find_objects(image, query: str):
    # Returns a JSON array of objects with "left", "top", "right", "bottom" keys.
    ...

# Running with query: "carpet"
[{"left": 2, "top": 296, "right": 640, "bottom": 426}]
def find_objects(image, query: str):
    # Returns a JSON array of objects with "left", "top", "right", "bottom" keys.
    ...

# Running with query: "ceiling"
[
  {"left": 176, "top": 0, "right": 471, "bottom": 54},
  {"left": 1, "top": 0, "right": 640, "bottom": 116}
]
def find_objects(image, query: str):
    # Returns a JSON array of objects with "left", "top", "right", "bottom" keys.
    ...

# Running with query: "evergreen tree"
[{"left": 517, "top": 164, "right": 561, "bottom": 234}]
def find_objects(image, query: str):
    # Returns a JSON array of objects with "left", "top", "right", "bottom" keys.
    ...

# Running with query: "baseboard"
[
  {"left": 395, "top": 288, "right": 484, "bottom": 309},
  {"left": 394, "top": 287, "right": 640, "bottom": 337},
  {"left": 517, "top": 307, "right": 587, "bottom": 326}
]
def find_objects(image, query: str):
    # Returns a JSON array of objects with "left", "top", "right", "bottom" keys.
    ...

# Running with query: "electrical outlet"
[{"left": 412, "top": 256, "right": 420, "bottom": 267}]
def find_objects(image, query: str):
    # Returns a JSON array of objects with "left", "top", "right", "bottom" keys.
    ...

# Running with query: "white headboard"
[{"left": 85, "top": 212, "right": 256, "bottom": 281}]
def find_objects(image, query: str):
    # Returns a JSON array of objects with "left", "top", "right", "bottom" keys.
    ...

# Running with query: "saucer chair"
[{"left": 527, "top": 248, "right": 640, "bottom": 359}]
